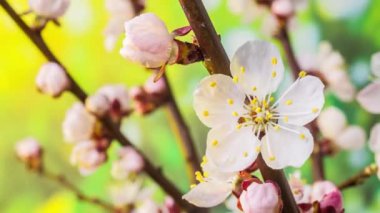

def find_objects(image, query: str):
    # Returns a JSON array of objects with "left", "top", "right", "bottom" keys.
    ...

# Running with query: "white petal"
[
  {"left": 230, "top": 40, "right": 285, "bottom": 98},
  {"left": 376, "top": 154, "right": 380, "bottom": 179},
  {"left": 357, "top": 82, "right": 380, "bottom": 114},
  {"left": 275, "top": 76, "right": 325, "bottom": 126},
  {"left": 317, "top": 107, "right": 347, "bottom": 140},
  {"left": 369, "top": 123, "right": 380, "bottom": 153},
  {"left": 371, "top": 52, "right": 380, "bottom": 78},
  {"left": 206, "top": 124, "right": 260, "bottom": 172},
  {"left": 182, "top": 181, "right": 232, "bottom": 208},
  {"left": 261, "top": 124, "right": 313, "bottom": 169},
  {"left": 202, "top": 157, "right": 237, "bottom": 182},
  {"left": 193, "top": 74, "right": 246, "bottom": 128},
  {"left": 335, "top": 126, "right": 366, "bottom": 150}
]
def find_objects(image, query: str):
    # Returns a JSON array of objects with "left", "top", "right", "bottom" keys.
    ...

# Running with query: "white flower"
[
  {"left": 62, "top": 103, "right": 96, "bottom": 143},
  {"left": 70, "top": 140, "right": 106, "bottom": 176},
  {"left": 111, "top": 146, "right": 144, "bottom": 180},
  {"left": 15, "top": 138, "right": 42, "bottom": 161},
  {"left": 85, "top": 93, "right": 110, "bottom": 116},
  {"left": 109, "top": 179, "right": 154, "bottom": 208},
  {"left": 120, "top": 13, "right": 178, "bottom": 68},
  {"left": 29, "top": 0, "right": 70, "bottom": 19},
  {"left": 315, "top": 41, "right": 356, "bottom": 102},
  {"left": 96, "top": 84, "right": 131, "bottom": 114},
  {"left": 194, "top": 40, "right": 324, "bottom": 171},
  {"left": 317, "top": 107, "right": 365, "bottom": 150},
  {"left": 357, "top": 52, "right": 380, "bottom": 113},
  {"left": 183, "top": 156, "right": 238, "bottom": 207},
  {"left": 35, "top": 62, "right": 69, "bottom": 97}
]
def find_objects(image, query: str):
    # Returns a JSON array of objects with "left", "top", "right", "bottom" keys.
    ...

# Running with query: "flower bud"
[
  {"left": 70, "top": 140, "right": 106, "bottom": 176},
  {"left": 144, "top": 75, "right": 167, "bottom": 96},
  {"left": 111, "top": 146, "right": 144, "bottom": 180},
  {"left": 311, "top": 181, "right": 337, "bottom": 202},
  {"left": 317, "top": 107, "right": 347, "bottom": 140},
  {"left": 15, "top": 138, "right": 42, "bottom": 169},
  {"left": 271, "top": 0, "right": 294, "bottom": 18},
  {"left": 85, "top": 93, "right": 111, "bottom": 117},
  {"left": 120, "top": 13, "right": 178, "bottom": 68},
  {"left": 29, "top": 0, "right": 70, "bottom": 19},
  {"left": 239, "top": 182, "right": 282, "bottom": 213},
  {"left": 35, "top": 62, "right": 69, "bottom": 97},
  {"left": 319, "top": 190, "right": 343, "bottom": 213},
  {"left": 96, "top": 85, "right": 131, "bottom": 116},
  {"left": 335, "top": 126, "right": 366, "bottom": 150},
  {"left": 62, "top": 103, "right": 96, "bottom": 143}
]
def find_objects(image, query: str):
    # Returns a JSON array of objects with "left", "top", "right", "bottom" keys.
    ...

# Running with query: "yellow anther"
[
  {"left": 274, "top": 125, "right": 280, "bottom": 131},
  {"left": 255, "top": 107, "right": 262, "bottom": 113},
  {"left": 299, "top": 133, "right": 306, "bottom": 140},
  {"left": 285, "top": 100, "right": 293, "bottom": 105},
  {"left": 195, "top": 171, "right": 204, "bottom": 182},
  {"left": 232, "top": 111, "right": 239, "bottom": 117},
  {"left": 236, "top": 124, "right": 242, "bottom": 129},
  {"left": 202, "top": 156, "right": 208, "bottom": 163},
  {"left": 269, "top": 156, "right": 276, "bottom": 161},
  {"left": 272, "top": 57, "right": 278, "bottom": 65},
  {"left": 209, "top": 81, "right": 217, "bottom": 87},
  {"left": 255, "top": 146, "right": 261, "bottom": 153},
  {"left": 284, "top": 116, "right": 289, "bottom": 123},
  {"left": 298, "top": 71, "right": 307, "bottom": 78},
  {"left": 243, "top": 152, "right": 248, "bottom": 157},
  {"left": 272, "top": 71, "right": 277, "bottom": 78},
  {"left": 227, "top": 99, "right": 234, "bottom": 105},
  {"left": 212, "top": 140, "right": 219, "bottom": 146},
  {"left": 190, "top": 184, "right": 196, "bottom": 189},
  {"left": 203, "top": 110, "right": 209, "bottom": 117},
  {"left": 263, "top": 100, "right": 269, "bottom": 108},
  {"left": 265, "top": 112, "right": 273, "bottom": 120},
  {"left": 312, "top": 107, "right": 319, "bottom": 113},
  {"left": 251, "top": 98, "right": 258, "bottom": 105},
  {"left": 255, "top": 117, "right": 263, "bottom": 123},
  {"left": 233, "top": 75, "right": 239, "bottom": 83},
  {"left": 252, "top": 86, "right": 257, "bottom": 91},
  {"left": 240, "top": 66, "right": 246, "bottom": 73},
  {"left": 203, "top": 171, "right": 209, "bottom": 178},
  {"left": 270, "top": 96, "right": 275, "bottom": 102}
]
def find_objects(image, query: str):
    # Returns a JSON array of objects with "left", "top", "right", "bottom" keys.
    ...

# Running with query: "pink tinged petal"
[
  {"left": 206, "top": 125, "right": 260, "bottom": 172},
  {"left": 202, "top": 157, "right": 237, "bottom": 182},
  {"left": 275, "top": 76, "right": 325, "bottom": 126},
  {"left": 230, "top": 40, "right": 285, "bottom": 98},
  {"left": 319, "top": 190, "right": 343, "bottom": 213},
  {"left": 335, "top": 126, "right": 366, "bottom": 150},
  {"left": 29, "top": 0, "right": 70, "bottom": 18},
  {"left": 311, "top": 181, "right": 337, "bottom": 202},
  {"left": 327, "top": 70, "right": 356, "bottom": 102},
  {"left": 317, "top": 107, "right": 347, "bottom": 140},
  {"left": 182, "top": 181, "right": 232, "bottom": 208},
  {"left": 369, "top": 123, "right": 380, "bottom": 153},
  {"left": 239, "top": 182, "right": 281, "bottom": 213},
  {"left": 375, "top": 155, "right": 380, "bottom": 179},
  {"left": 193, "top": 74, "right": 246, "bottom": 128},
  {"left": 261, "top": 124, "right": 313, "bottom": 169},
  {"left": 357, "top": 82, "right": 380, "bottom": 114},
  {"left": 371, "top": 52, "right": 380, "bottom": 78}
]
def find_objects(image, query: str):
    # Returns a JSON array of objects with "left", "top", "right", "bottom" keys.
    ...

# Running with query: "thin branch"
[
  {"left": 0, "top": 1, "right": 193, "bottom": 210},
  {"left": 178, "top": 0, "right": 299, "bottom": 212},
  {"left": 163, "top": 74, "right": 201, "bottom": 183},
  {"left": 338, "top": 164, "right": 378, "bottom": 190}
]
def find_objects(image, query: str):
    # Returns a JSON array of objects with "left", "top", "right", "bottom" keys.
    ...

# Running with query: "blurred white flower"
[
  {"left": 96, "top": 84, "right": 131, "bottom": 115},
  {"left": 239, "top": 182, "right": 281, "bottom": 213},
  {"left": 29, "top": 0, "right": 70, "bottom": 19},
  {"left": 15, "top": 137, "right": 42, "bottom": 162},
  {"left": 183, "top": 156, "right": 238, "bottom": 207},
  {"left": 368, "top": 123, "right": 380, "bottom": 179},
  {"left": 35, "top": 62, "right": 69, "bottom": 97},
  {"left": 133, "top": 199, "right": 160, "bottom": 213},
  {"left": 120, "top": 13, "right": 178, "bottom": 68},
  {"left": 317, "top": 107, "right": 365, "bottom": 150},
  {"left": 70, "top": 140, "right": 106, "bottom": 176},
  {"left": 316, "top": 41, "right": 356, "bottom": 102},
  {"left": 225, "top": 196, "right": 243, "bottom": 213},
  {"left": 85, "top": 93, "right": 111, "bottom": 116},
  {"left": 111, "top": 146, "right": 144, "bottom": 180},
  {"left": 194, "top": 40, "right": 324, "bottom": 171},
  {"left": 62, "top": 103, "right": 96, "bottom": 143},
  {"left": 288, "top": 171, "right": 312, "bottom": 204},
  {"left": 109, "top": 180, "right": 154, "bottom": 208},
  {"left": 357, "top": 52, "right": 380, "bottom": 114}
]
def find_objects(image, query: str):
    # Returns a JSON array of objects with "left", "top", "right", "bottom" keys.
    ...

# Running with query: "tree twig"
[
  {"left": 0, "top": 1, "right": 194, "bottom": 210},
  {"left": 178, "top": 0, "right": 299, "bottom": 212},
  {"left": 338, "top": 164, "right": 378, "bottom": 190}
]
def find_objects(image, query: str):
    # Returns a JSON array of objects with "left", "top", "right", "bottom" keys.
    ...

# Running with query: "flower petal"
[
  {"left": 317, "top": 107, "right": 347, "bottom": 140},
  {"left": 357, "top": 82, "right": 380, "bottom": 114},
  {"left": 182, "top": 180, "right": 232, "bottom": 208},
  {"left": 371, "top": 52, "right": 380, "bottom": 78},
  {"left": 193, "top": 74, "right": 246, "bottom": 128},
  {"left": 275, "top": 76, "right": 325, "bottom": 126},
  {"left": 230, "top": 40, "right": 285, "bottom": 98},
  {"left": 206, "top": 124, "right": 260, "bottom": 172},
  {"left": 261, "top": 124, "right": 313, "bottom": 169},
  {"left": 369, "top": 123, "right": 380, "bottom": 153},
  {"left": 335, "top": 126, "right": 366, "bottom": 150}
]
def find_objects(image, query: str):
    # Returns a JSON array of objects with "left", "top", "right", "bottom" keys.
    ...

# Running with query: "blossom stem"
[
  {"left": 163, "top": 74, "right": 201, "bottom": 183},
  {"left": 338, "top": 164, "right": 378, "bottom": 190},
  {"left": 0, "top": 1, "right": 194, "bottom": 210},
  {"left": 178, "top": 0, "right": 299, "bottom": 211}
]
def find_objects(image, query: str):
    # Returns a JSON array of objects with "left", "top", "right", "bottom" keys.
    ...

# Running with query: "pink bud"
[
  {"left": 29, "top": 0, "right": 70, "bottom": 19},
  {"left": 96, "top": 85, "right": 130, "bottom": 115},
  {"left": 311, "top": 181, "right": 337, "bottom": 202},
  {"left": 239, "top": 182, "right": 282, "bottom": 213},
  {"left": 319, "top": 190, "right": 343, "bottom": 213},
  {"left": 271, "top": 0, "right": 294, "bottom": 18},
  {"left": 15, "top": 138, "right": 42, "bottom": 162},
  {"left": 163, "top": 197, "right": 181, "bottom": 213},
  {"left": 120, "top": 13, "right": 178, "bottom": 68},
  {"left": 85, "top": 93, "right": 111, "bottom": 117},
  {"left": 35, "top": 62, "right": 69, "bottom": 97},
  {"left": 70, "top": 140, "right": 106, "bottom": 176},
  {"left": 111, "top": 146, "right": 144, "bottom": 179},
  {"left": 144, "top": 75, "right": 167, "bottom": 96}
]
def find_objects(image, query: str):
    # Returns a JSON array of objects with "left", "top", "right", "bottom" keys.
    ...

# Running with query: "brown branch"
[
  {"left": 178, "top": 0, "right": 299, "bottom": 212},
  {"left": 163, "top": 74, "right": 201, "bottom": 183},
  {"left": 338, "top": 164, "right": 378, "bottom": 190},
  {"left": 0, "top": 1, "right": 194, "bottom": 210}
]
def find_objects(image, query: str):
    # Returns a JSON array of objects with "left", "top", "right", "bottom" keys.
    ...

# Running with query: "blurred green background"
[{"left": 1, "top": 0, "right": 380, "bottom": 212}]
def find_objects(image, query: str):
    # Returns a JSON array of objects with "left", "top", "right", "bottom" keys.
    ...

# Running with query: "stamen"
[
  {"left": 227, "top": 99, "right": 234, "bottom": 105},
  {"left": 283, "top": 116, "right": 289, "bottom": 122},
  {"left": 264, "top": 125, "right": 276, "bottom": 162},
  {"left": 209, "top": 81, "right": 217, "bottom": 87},
  {"left": 190, "top": 184, "right": 196, "bottom": 189},
  {"left": 203, "top": 110, "right": 209, "bottom": 117},
  {"left": 252, "top": 86, "right": 257, "bottom": 92},
  {"left": 271, "top": 71, "right": 277, "bottom": 78},
  {"left": 285, "top": 100, "right": 293, "bottom": 105},
  {"left": 232, "top": 111, "right": 239, "bottom": 117},
  {"left": 211, "top": 140, "right": 218, "bottom": 146},
  {"left": 312, "top": 107, "right": 319, "bottom": 113},
  {"left": 298, "top": 71, "right": 307, "bottom": 78},
  {"left": 272, "top": 57, "right": 278, "bottom": 65},
  {"left": 240, "top": 66, "right": 246, "bottom": 73},
  {"left": 243, "top": 152, "right": 248, "bottom": 157},
  {"left": 299, "top": 133, "right": 306, "bottom": 140},
  {"left": 255, "top": 146, "right": 261, "bottom": 153},
  {"left": 233, "top": 75, "right": 239, "bottom": 83}
]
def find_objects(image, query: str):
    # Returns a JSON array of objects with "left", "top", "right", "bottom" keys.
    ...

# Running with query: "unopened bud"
[
  {"left": 29, "top": 0, "right": 70, "bottom": 19},
  {"left": 85, "top": 94, "right": 111, "bottom": 117},
  {"left": 35, "top": 62, "right": 70, "bottom": 97}
]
